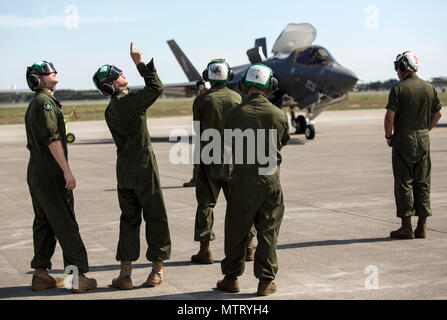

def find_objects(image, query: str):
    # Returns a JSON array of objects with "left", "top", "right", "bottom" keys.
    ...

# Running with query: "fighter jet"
[{"left": 166, "top": 23, "right": 358, "bottom": 140}]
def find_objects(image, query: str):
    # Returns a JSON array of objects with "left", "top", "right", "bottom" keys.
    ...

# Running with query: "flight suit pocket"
[{"left": 229, "top": 175, "right": 258, "bottom": 215}]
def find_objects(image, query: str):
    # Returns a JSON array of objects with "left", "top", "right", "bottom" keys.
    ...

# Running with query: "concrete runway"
[{"left": 0, "top": 108, "right": 446, "bottom": 300}]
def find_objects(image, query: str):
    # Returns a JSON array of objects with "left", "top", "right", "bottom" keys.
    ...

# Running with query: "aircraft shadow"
[
  {"left": 287, "top": 137, "right": 306, "bottom": 145},
  {"left": 277, "top": 237, "right": 393, "bottom": 250}
]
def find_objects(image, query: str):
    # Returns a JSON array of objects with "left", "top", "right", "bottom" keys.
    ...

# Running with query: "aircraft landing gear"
[
  {"left": 295, "top": 115, "right": 307, "bottom": 134},
  {"left": 304, "top": 124, "right": 315, "bottom": 140},
  {"left": 290, "top": 109, "right": 316, "bottom": 140}
]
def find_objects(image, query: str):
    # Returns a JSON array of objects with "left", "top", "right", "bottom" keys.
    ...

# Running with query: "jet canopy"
[
  {"left": 294, "top": 46, "right": 335, "bottom": 65},
  {"left": 272, "top": 23, "right": 317, "bottom": 57}
]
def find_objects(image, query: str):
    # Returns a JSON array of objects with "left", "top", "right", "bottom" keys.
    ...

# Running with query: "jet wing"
[{"left": 271, "top": 23, "right": 317, "bottom": 56}]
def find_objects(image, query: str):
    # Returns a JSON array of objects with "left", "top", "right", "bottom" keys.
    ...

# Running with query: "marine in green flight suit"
[
  {"left": 93, "top": 43, "right": 171, "bottom": 289},
  {"left": 25, "top": 61, "right": 96, "bottom": 293},
  {"left": 191, "top": 59, "right": 256, "bottom": 264},
  {"left": 385, "top": 51, "right": 442, "bottom": 239},
  {"left": 217, "top": 64, "right": 290, "bottom": 296}
]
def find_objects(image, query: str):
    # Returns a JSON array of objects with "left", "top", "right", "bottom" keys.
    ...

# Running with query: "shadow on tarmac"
[
  {"left": 74, "top": 136, "right": 192, "bottom": 145},
  {"left": 73, "top": 135, "right": 307, "bottom": 146},
  {"left": 25, "top": 260, "right": 224, "bottom": 275},
  {"left": 3, "top": 238, "right": 394, "bottom": 299},
  {"left": 0, "top": 285, "right": 112, "bottom": 299},
  {"left": 125, "top": 289, "right": 257, "bottom": 300},
  {"left": 277, "top": 237, "right": 393, "bottom": 250},
  {"left": 0, "top": 285, "right": 256, "bottom": 300},
  {"left": 287, "top": 137, "right": 306, "bottom": 145},
  {"left": 104, "top": 185, "right": 188, "bottom": 192}
]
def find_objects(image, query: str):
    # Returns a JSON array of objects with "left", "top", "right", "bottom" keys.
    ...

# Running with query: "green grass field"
[{"left": 1, "top": 92, "right": 445, "bottom": 125}]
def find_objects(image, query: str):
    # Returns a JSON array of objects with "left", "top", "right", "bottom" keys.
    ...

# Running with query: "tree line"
[
  {"left": 0, "top": 90, "right": 104, "bottom": 104},
  {"left": 354, "top": 79, "right": 399, "bottom": 91}
]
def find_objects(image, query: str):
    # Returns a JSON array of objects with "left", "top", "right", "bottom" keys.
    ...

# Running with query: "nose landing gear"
[{"left": 291, "top": 112, "right": 316, "bottom": 140}]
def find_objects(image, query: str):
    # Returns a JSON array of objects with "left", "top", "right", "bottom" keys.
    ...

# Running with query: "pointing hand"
[{"left": 130, "top": 42, "right": 143, "bottom": 66}]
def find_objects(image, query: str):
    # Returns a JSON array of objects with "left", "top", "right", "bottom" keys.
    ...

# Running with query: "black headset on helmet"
[
  {"left": 394, "top": 51, "right": 418, "bottom": 73},
  {"left": 26, "top": 61, "right": 57, "bottom": 91},
  {"left": 202, "top": 59, "right": 234, "bottom": 82},
  {"left": 93, "top": 65, "right": 123, "bottom": 96}
]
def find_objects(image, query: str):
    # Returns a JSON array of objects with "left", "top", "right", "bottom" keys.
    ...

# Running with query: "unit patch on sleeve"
[{"left": 43, "top": 101, "right": 54, "bottom": 111}]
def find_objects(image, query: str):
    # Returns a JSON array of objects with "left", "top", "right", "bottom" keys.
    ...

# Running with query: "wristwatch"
[{"left": 385, "top": 134, "right": 393, "bottom": 139}]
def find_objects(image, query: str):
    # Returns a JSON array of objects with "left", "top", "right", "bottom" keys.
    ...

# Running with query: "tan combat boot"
[
  {"left": 191, "top": 241, "right": 214, "bottom": 264},
  {"left": 31, "top": 268, "right": 65, "bottom": 291},
  {"left": 112, "top": 261, "right": 133, "bottom": 290},
  {"left": 146, "top": 261, "right": 163, "bottom": 287},
  {"left": 72, "top": 274, "right": 97, "bottom": 293},
  {"left": 390, "top": 217, "right": 415, "bottom": 239},
  {"left": 414, "top": 217, "right": 427, "bottom": 239},
  {"left": 246, "top": 237, "right": 255, "bottom": 262},
  {"left": 216, "top": 276, "right": 240, "bottom": 293},
  {"left": 257, "top": 278, "right": 277, "bottom": 296}
]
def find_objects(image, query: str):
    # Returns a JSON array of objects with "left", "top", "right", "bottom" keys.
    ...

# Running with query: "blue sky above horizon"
[{"left": 0, "top": 0, "right": 446, "bottom": 90}]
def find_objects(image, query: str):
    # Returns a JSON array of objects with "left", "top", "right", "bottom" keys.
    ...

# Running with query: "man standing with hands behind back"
[
  {"left": 93, "top": 42, "right": 171, "bottom": 290},
  {"left": 385, "top": 51, "right": 442, "bottom": 239}
]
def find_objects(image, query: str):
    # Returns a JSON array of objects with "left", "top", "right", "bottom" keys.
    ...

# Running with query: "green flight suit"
[
  {"left": 386, "top": 73, "right": 442, "bottom": 218},
  {"left": 105, "top": 59, "right": 171, "bottom": 262},
  {"left": 193, "top": 83, "right": 255, "bottom": 242},
  {"left": 25, "top": 89, "right": 89, "bottom": 274},
  {"left": 221, "top": 93, "right": 290, "bottom": 280}
]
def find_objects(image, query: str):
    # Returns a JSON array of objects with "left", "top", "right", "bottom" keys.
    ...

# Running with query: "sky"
[{"left": 0, "top": 0, "right": 446, "bottom": 90}]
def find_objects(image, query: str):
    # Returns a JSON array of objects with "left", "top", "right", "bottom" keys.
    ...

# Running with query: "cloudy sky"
[{"left": 0, "top": 0, "right": 446, "bottom": 90}]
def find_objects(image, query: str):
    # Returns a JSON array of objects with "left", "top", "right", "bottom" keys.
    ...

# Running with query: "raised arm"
[{"left": 119, "top": 42, "right": 164, "bottom": 113}]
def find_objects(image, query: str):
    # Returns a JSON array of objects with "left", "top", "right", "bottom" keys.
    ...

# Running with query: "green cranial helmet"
[
  {"left": 26, "top": 61, "right": 57, "bottom": 91},
  {"left": 205, "top": 59, "right": 232, "bottom": 83},
  {"left": 242, "top": 64, "right": 273, "bottom": 90},
  {"left": 92, "top": 64, "right": 123, "bottom": 95}
]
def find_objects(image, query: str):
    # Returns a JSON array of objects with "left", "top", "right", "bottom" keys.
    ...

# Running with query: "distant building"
[{"left": 431, "top": 77, "right": 447, "bottom": 92}]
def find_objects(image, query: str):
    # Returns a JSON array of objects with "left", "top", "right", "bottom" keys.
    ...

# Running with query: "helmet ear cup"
[
  {"left": 28, "top": 74, "right": 40, "bottom": 91},
  {"left": 202, "top": 69, "right": 209, "bottom": 82},
  {"left": 228, "top": 68, "right": 234, "bottom": 81},
  {"left": 398, "top": 58, "right": 408, "bottom": 73},
  {"left": 269, "top": 76, "right": 278, "bottom": 93},
  {"left": 100, "top": 82, "right": 115, "bottom": 95},
  {"left": 239, "top": 72, "right": 248, "bottom": 94}
]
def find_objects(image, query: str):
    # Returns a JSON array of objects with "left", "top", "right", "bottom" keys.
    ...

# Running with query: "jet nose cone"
[{"left": 336, "top": 67, "right": 358, "bottom": 92}]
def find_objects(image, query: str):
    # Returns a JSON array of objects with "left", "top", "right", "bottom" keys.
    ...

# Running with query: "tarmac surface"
[{"left": 0, "top": 108, "right": 446, "bottom": 300}]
